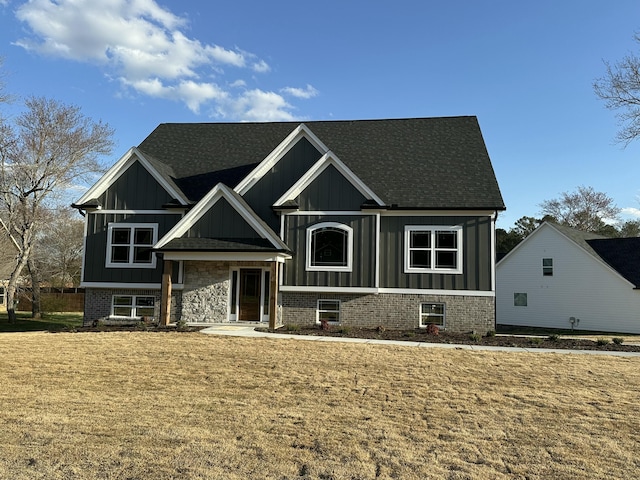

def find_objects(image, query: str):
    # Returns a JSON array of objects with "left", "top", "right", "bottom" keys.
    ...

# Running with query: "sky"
[{"left": 0, "top": 0, "right": 639, "bottom": 229}]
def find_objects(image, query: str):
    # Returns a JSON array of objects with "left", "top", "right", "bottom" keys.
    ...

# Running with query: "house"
[
  {"left": 72, "top": 117, "right": 505, "bottom": 332},
  {"left": 497, "top": 221, "right": 640, "bottom": 334}
]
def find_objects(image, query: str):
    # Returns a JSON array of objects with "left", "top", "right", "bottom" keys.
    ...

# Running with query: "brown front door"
[{"left": 238, "top": 269, "right": 261, "bottom": 321}]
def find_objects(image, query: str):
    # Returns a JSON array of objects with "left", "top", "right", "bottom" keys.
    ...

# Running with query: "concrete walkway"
[{"left": 200, "top": 324, "right": 640, "bottom": 358}]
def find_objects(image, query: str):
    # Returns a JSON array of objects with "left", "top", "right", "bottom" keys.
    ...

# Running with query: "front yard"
[{"left": 0, "top": 331, "right": 638, "bottom": 479}]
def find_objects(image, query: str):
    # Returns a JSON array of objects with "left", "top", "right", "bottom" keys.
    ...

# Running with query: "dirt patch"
[{"left": 267, "top": 325, "right": 640, "bottom": 352}]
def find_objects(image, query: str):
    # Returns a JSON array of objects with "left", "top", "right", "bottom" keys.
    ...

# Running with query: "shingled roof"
[
  {"left": 587, "top": 237, "right": 640, "bottom": 288},
  {"left": 137, "top": 117, "right": 505, "bottom": 210}
]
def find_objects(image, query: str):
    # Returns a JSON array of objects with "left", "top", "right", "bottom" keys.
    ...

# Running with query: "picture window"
[{"left": 306, "top": 223, "right": 353, "bottom": 272}]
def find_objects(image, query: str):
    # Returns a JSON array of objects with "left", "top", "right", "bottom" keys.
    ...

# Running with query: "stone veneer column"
[{"left": 180, "top": 261, "right": 230, "bottom": 323}]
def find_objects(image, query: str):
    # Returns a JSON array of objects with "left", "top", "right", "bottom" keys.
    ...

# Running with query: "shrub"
[
  {"left": 337, "top": 326, "right": 351, "bottom": 334},
  {"left": 596, "top": 337, "right": 610, "bottom": 346},
  {"left": 612, "top": 337, "right": 624, "bottom": 345},
  {"left": 176, "top": 319, "right": 188, "bottom": 331},
  {"left": 426, "top": 323, "right": 439, "bottom": 336},
  {"left": 319, "top": 318, "right": 330, "bottom": 331},
  {"left": 529, "top": 337, "right": 543, "bottom": 345},
  {"left": 469, "top": 332, "right": 481, "bottom": 343},
  {"left": 548, "top": 333, "right": 560, "bottom": 342},
  {"left": 376, "top": 325, "right": 386, "bottom": 333},
  {"left": 486, "top": 330, "right": 496, "bottom": 337},
  {"left": 285, "top": 324, "right": 300, "bottom": 332}
]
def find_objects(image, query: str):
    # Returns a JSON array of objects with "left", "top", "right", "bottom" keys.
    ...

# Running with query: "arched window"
[{"left": 306, "top": 222, "right": 353, "bottom": 272}]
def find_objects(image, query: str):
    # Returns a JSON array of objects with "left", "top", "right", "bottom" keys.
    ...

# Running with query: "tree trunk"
[
  {"left": 28, "top": 258, "right": 41, "bottom": 319},
  {"left": 6, "top": 244, "right": 30, "bottom": 325}
]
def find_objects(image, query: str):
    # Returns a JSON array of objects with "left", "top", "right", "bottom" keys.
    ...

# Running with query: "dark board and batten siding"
[
  {"left": 186, "top": 198, "right": 261, "bottom": 240},
  {"left": 97, "top": 159, "right": 174, "bottom": 210},
  {"left": 296, "top": 164, "right": 368, "bottom": 211},
  {"left": 84, "top": 213, "right": 181, "bottom": 284},
  {"left": 242, "top": 137, "right": 323, "bottom": 230},
  {"left": 284, "top": 215, "right": 376, "bottom": 288},
  {"left": 380, "top": 216, "right": 493, "bottom": 291}
]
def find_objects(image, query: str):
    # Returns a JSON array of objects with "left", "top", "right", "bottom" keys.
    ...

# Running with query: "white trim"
[
  {"left": 80, "top": 214, "right": 88, "bottom": 285},
  {"left": 279, "top": 285, "right": 495, "bottom": 297},
  {"left": 281, "top": 286, "right": 378, "bottom": 294},
  {"left": 380, "top": 210, "right": 497, "bottom": 217},
  {"left": 273, "top": 151, "right": 384, "bottom": 207},
  {"left": 404, "top": 225, "right": 463, "bottom": 274},
  {"left": 161, "top": 251, "right": 290, "bottom": 262},
  {"left": 286, "top": 211, "right": 371, "bottom": 216},
  {"left": 75, "top": 147, "right": 188, "bottom": 206},
  {"left": 81, "top": 282, "right": 185, "bottom": 290},
  {"left": 111, "top": 294, "right": 156, "bottom": 320},
  {"left": 375, "top": 212, "right": 380, "bottom": 288},
  {"left": 154, "top": 183, "right": 283, "bottom": 250},
  {"left": 227, "top": 267, "right": 272, "bottom": 323},
  {"left": 305, "top": 222, "right": 353, "bottom": 272},
  {"left": 106, "top": 223, "right": 158, "bottom": 269},
  {"left": 91, "top": 210, "right": 183, "bottom": 215},
  {"left": 234, "top": 124, "right": 331, "bottom": 195}
]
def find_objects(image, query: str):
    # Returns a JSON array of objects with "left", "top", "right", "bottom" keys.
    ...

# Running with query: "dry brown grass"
[{"left": 0, "top": 332, "right": 639, "bottom": 479}]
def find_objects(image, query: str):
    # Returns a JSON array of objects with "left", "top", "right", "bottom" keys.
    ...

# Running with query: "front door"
[{"left": 238, "top": 269, "right": 262, "bottom": 321}]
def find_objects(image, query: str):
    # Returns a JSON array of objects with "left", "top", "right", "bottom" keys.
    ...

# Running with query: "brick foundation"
[
  {"left": 83, "top": 288, "right": 182, "bottom": 326},
  {"left": 281, "top": 292, "right": 495, "bottom": 333}
]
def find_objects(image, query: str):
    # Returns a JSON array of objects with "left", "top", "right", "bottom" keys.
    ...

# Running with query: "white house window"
[
  {"left": 317, "top": 299, "right": 341, "bottom": 324},
  {"left": 405, "top": 226, "right": 462, "bottom": 273},
  {"left": 306, "top": 222, "right": 353, "bottom": 272},
  {"left": 112, "top": 295, "right": 155, "bottom": 319},
  {"left": 106, "top": 223, "right": 158, "bottom": 268},
  {"left": 542, "top": 258, "right": 553, "bottom": 276},
  {"left": 514, "top": 292, "right": 528, "bottom": 307},
  {"left": 420, "top": 303, "right": 445, "bottom": 328}
]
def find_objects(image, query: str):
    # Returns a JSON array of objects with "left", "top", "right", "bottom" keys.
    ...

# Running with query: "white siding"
[{"left": 497, "top": 224, "right": 640, "bottom": 334}]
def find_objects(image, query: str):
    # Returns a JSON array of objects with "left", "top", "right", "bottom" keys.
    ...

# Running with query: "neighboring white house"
[{"left": 496, "top": 221, "right": 640, "bottom": 334}]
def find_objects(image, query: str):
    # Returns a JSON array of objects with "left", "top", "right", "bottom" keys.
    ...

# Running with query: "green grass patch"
[{"left": 0, "top": 312, "right": 83, "bottom": 333}]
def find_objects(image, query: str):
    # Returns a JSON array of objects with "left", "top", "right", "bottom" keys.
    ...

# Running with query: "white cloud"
[
  {"left": 13, "top": 0, "right": 317, "bottom": 121},
  {"left": 281, "top": 84, "right": 319, "bottom": 99},
  {"left": 621, "top": 207, "right": 640, "bottom": 218}
]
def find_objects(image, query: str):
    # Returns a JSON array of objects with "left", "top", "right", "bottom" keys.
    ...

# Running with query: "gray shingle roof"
[
  {"left": 587, "top": 237, "right": 640, "bottom": 288},
  {"left": 137, "top": 117, "right": 505, "bottom": 210}
]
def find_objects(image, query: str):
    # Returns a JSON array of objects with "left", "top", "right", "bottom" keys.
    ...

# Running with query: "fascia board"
[
  {"left": 74, "top": 147, "right": 188, "bottom": 206},
  {"left": 273, "top": 151, "right": 385, "bottom": 207},
  {"left": 234, "top": 123, "right": 330, "bottom": 195},
  {"left": 155, "top": 183, "right": 283, "bottom": 250},
  {"left": 75, "top": 147, "right": 136, "bottom": 204},
  {"left": 134, "top": 149, "right": 189, "bottom": 204}
]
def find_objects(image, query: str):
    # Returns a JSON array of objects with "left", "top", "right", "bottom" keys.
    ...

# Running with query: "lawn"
[
  {"left": 0, "top": 312, "right": 83, "bottom": 332},
  {"left": 0, "top": 332, "right": 638, "bottom": 479}
]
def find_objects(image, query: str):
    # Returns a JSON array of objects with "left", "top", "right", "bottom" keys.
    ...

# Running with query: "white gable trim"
[
  {"left": 75, "top": 147, "right": 188, "bottom": 206},
  {"left": 154, "top": 183, "right": 283, "bottom": 250},
  {"left": 498, "top": 222, "right": 635, "bottom": 288},
  {"left": 234, "top": 123, "right": 330, "bottom": 195},
  {"left": 273, "top": 151, "right": 385, "bottom": 207}
]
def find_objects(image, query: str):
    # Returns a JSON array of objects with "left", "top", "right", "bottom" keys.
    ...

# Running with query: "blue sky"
[{"left": 0, "top": 0, "right": 639, "bottom": 229}]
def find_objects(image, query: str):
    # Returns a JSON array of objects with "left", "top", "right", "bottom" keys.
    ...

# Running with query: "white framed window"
[
  {"left": 419, "top": 303, "right": 445, "bottom": 328},
  {"left": 306, "top": 222, "right": 353, "bottom": 272},
  {"left": 106, "top": 223, "right": 158, "bottom": 268},
  {"left": 0, "top": 286, "right": 5, "bottom": 306},
  {"left": 111, "top": 295, "right": 155, "bottom": 319},
  {"left": 405, "top": 225, "right": 463, "bottom": 274},
  {"left": 317, "top": 299, "right": 341, "bottom": 324},
  {"left": 542, "top": 258, "right": 553, "bottom": 276}
]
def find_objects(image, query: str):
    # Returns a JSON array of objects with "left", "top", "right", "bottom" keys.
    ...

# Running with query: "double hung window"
[
  {"left": 107, "top": 223, "right": 158, "bottom": 268},
  {"left": 419, "top": 303, "right": 445, "bottom": 327},
  {"left": 405, "top": 225, "right": 462, "bottom": 273},
  {"left": 317, "top": 299, "right": 341, "bottom": 324}
]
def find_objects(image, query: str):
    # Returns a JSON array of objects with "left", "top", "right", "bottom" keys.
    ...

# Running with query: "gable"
[
  {"left": 155, "top": 183, "right": 287, "bottom": 252},
  {"left": 296, "top": 164, "right": 368, "bottom": 210},
  {"left": 186, "top": 197, "right": 260, "bottom": 239},
  {"left": 241, "top": 136, "right": 323, "bottom": 229},
  {"left": 98, "top": 159, "right": 174, "bottom": 210}
]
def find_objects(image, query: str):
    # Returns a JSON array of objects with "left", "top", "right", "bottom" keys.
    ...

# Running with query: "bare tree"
[
  {"left": 0, "top": 97, "right": 113, "bottom": 323},
  {"left": 594, "top": 34, "right": 640, "bottom": 145},
  {"left": 33, "top": 206, "right": 84, "bottom": 288},
  {"left": 539, "top": 186, "right": 620, "bottom": 233}
]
